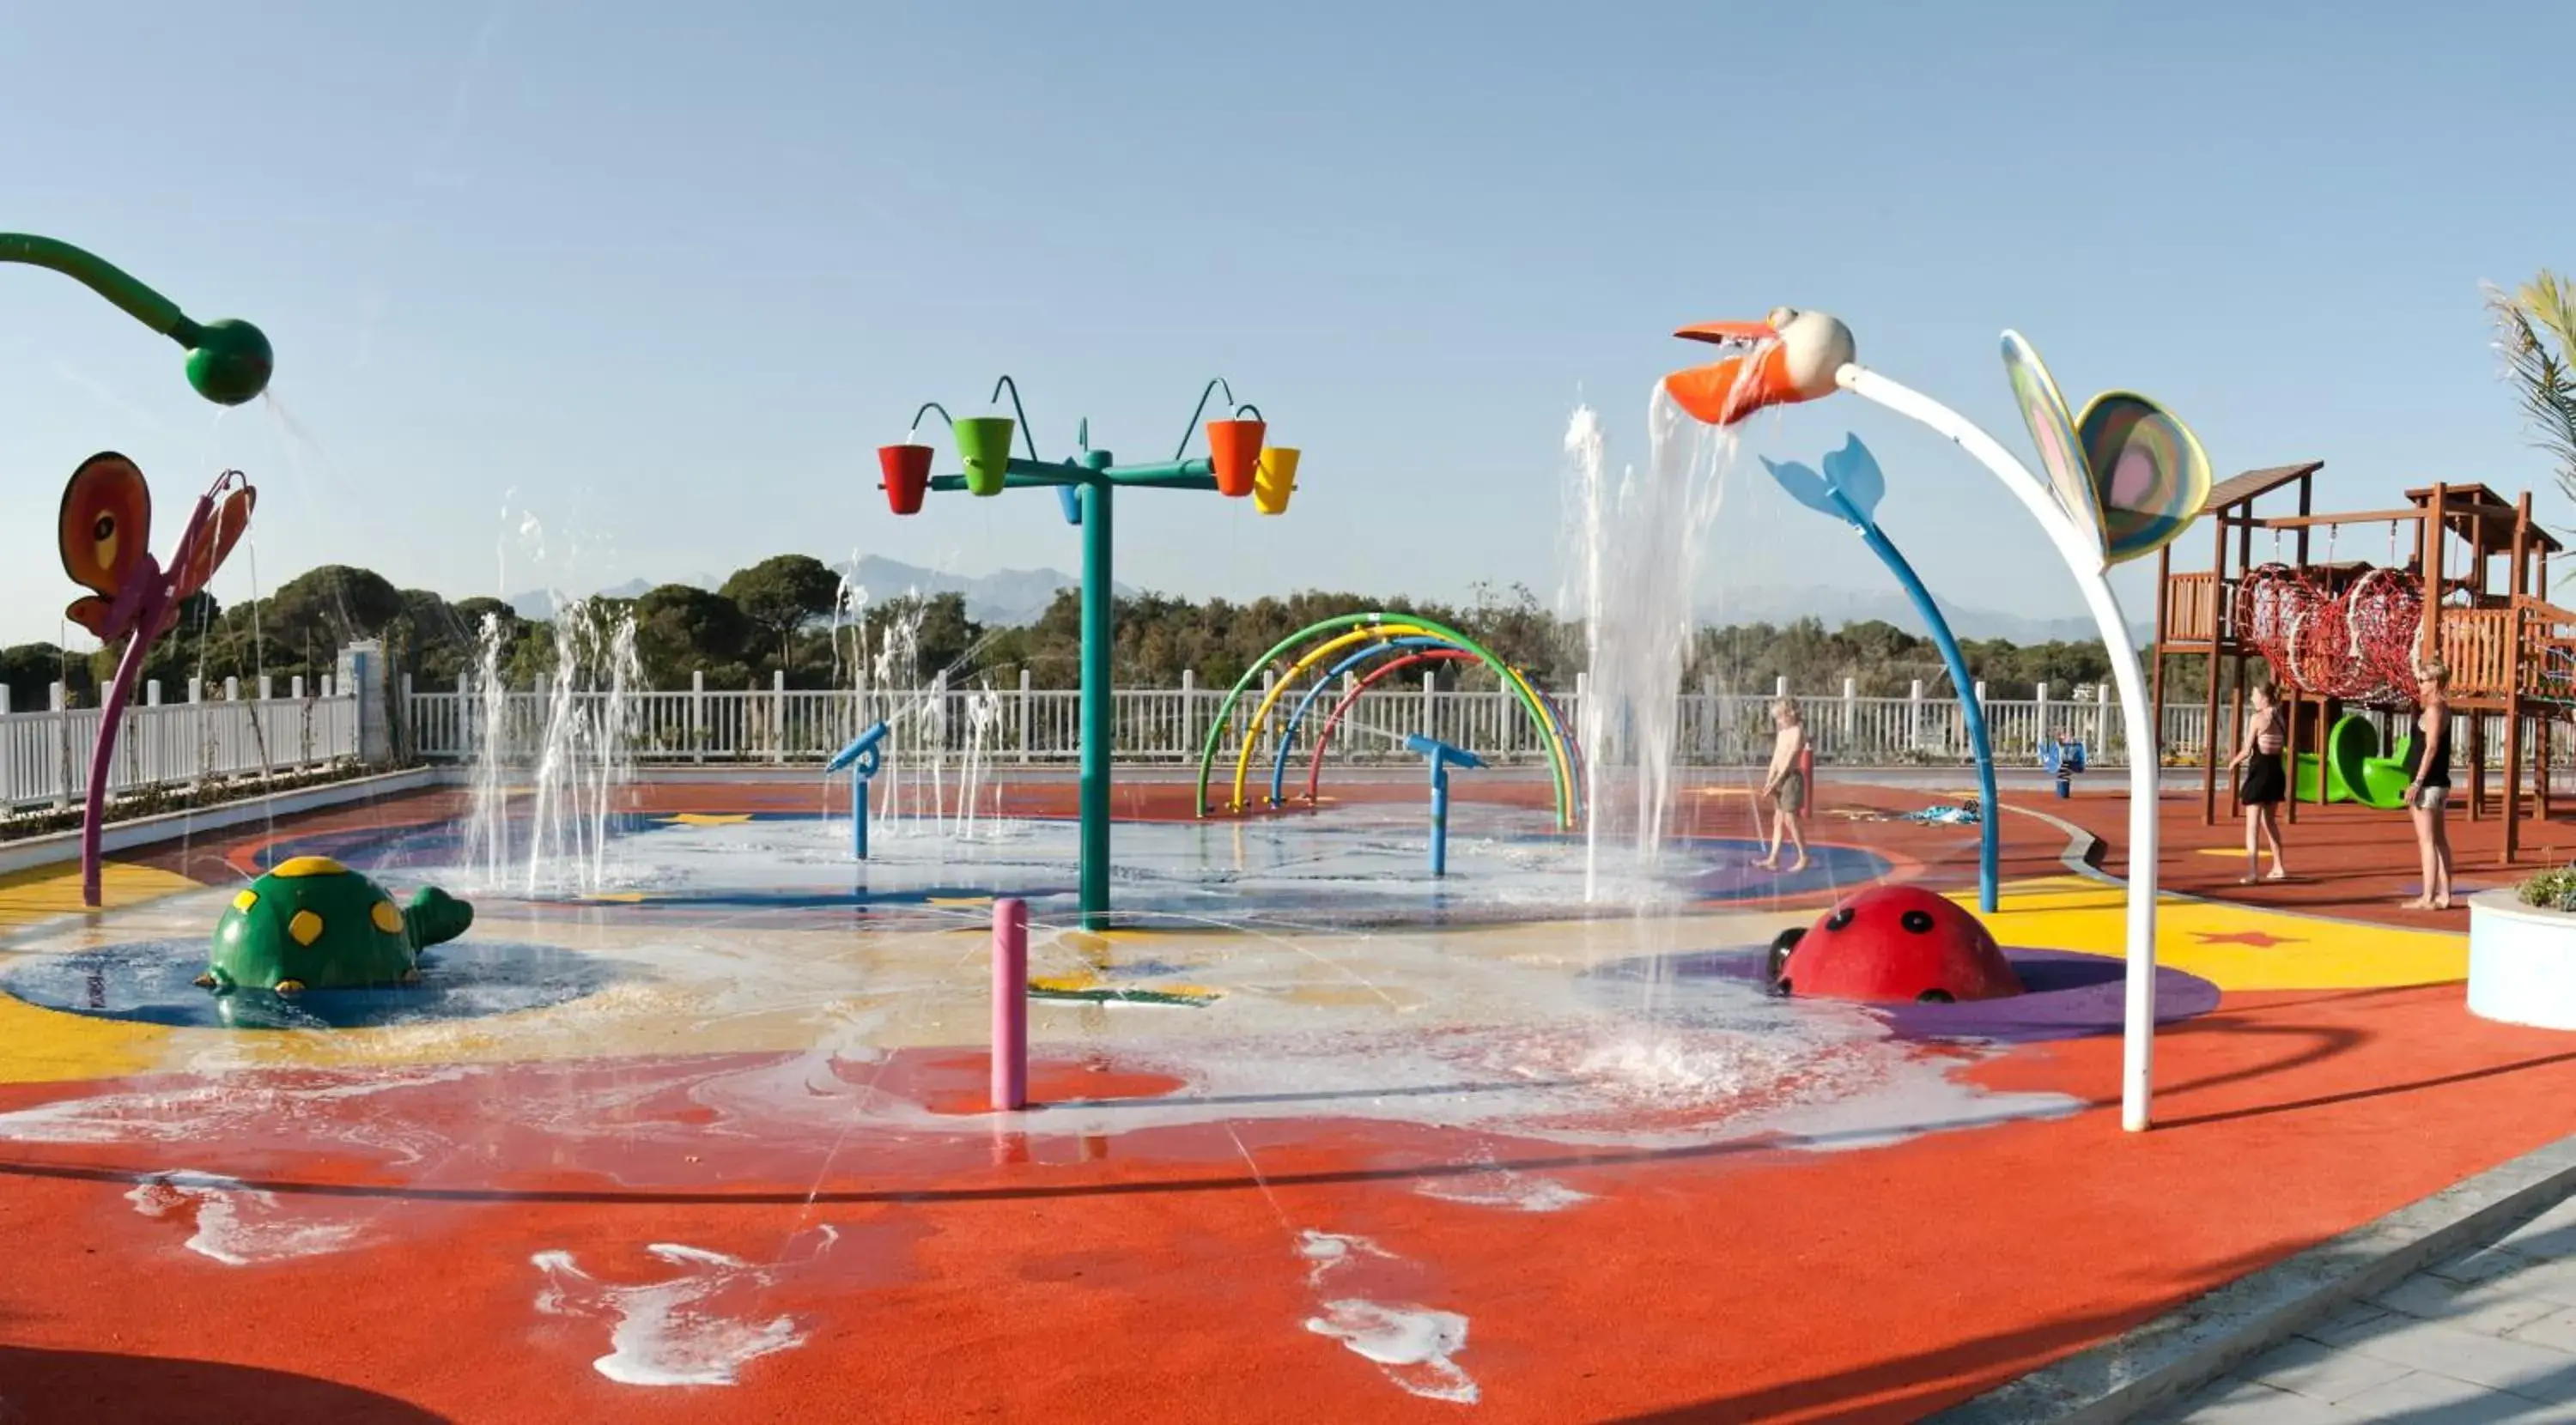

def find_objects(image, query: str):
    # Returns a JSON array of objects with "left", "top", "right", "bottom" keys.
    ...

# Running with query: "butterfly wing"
[
  {"left": 171, "top": 484, "right": 257, "bottom": 603},
  {"left": 2075, "top": 391, "right": 2211, "bottom": 565},
  {"left": 1999, "top": 333, "right": 2105, "bottom": 551},
  {"left": 63, "top": 597, "right": 118, "bottom": 640},
  {"left": 58, "top": 452, "right": 152, "bottom": 598}
]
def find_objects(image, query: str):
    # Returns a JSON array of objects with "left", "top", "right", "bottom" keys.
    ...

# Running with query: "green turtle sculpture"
[{"left": 194, "top": 855, "right": 475, "bottom": 994}]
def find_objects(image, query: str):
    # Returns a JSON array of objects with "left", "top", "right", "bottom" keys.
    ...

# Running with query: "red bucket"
[{"left": 878, "top": 443, "right": 933, "bottom": 515}]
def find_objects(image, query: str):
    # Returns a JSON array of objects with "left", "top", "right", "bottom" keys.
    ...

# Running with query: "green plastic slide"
[{"left": 2326, "top": 714, "right": 2415, "bottom": 810}]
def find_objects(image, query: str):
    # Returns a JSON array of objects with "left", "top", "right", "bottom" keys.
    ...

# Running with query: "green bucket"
[{"left": 955, "top": 416, "right": 1017, "bottom": 497}]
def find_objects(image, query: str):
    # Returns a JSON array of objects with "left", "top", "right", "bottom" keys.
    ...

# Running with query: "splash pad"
[{"left": 0, "top": 301, "right": 2277, "bottom": 1417}]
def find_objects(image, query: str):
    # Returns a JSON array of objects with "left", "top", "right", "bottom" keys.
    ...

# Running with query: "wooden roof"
[
  {"left": 2205, "top": 461, "right": 2324, "bottom": 512},
  {"left": 2404, "top": 484, "right": 2565, "bottom": 557}
]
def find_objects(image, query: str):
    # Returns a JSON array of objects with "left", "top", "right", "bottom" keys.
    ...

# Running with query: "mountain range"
[{"left": 509, "top": 565, "right": 2143, "bottom": 646}]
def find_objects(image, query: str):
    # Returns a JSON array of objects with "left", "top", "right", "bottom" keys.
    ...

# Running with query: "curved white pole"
[{"left": 1836, "top": 362, "right": 2160, "bottom": 1131}]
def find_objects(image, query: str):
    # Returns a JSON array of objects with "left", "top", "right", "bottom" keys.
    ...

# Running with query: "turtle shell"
[{"left": 203, "top": 856, "right": 420, "bottom": 993}]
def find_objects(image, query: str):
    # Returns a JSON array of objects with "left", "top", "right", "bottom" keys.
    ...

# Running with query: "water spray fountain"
[
  {"left": 459, "top": 599, "right": 645, "bottom": 897},
  {"left": 1659, "top": 306, "right": 2213, "bottom": 1131}
]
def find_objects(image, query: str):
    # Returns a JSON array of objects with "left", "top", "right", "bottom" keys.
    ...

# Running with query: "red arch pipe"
[{"left": 1303, "top": 648, "right": 1481, "bottom": 803}]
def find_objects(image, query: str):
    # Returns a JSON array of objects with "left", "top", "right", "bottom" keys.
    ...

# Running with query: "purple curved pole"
[{"left": 77, "top": 491, "right": 215, "bottom": 907}]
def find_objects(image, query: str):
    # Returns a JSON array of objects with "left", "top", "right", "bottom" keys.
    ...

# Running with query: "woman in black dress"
[
  {"left": 2226, "top": 682, "right": 2290, "bottom": 883},
  {"left": 2404, "top": 663, "right": 2455, "bottom": 910}
]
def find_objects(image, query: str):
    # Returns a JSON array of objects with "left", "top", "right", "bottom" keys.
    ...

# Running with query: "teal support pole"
[{"left": 1078, "top": 453, "right": 1115, "bottom": 929}]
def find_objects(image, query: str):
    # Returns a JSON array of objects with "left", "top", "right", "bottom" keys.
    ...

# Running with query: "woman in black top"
[
  {"left": 2403, "top": 663, "right": 2454, "bottom": 911},
  {"left": 2225, "top": 682, "right": 2290, "bottom": 883}
]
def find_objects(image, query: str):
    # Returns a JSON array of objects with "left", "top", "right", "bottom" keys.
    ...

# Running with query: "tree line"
[{"left": 2, "top": 553, "right": 2208, "bottom": 709}]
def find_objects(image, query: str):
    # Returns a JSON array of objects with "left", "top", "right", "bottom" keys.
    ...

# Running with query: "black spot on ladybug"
[
  {"left": 1900, "top": 909, "right": 1935, "bottom": 934},
  {"left": 1916, "top": 989, "right": 1954, "bottom": 1004},
  {"left": 1765, "top": 927, "right": 1804, "bottom": 986},
  {"left": 1826, "top": 907, "right": 1854, "bottom": 931}
]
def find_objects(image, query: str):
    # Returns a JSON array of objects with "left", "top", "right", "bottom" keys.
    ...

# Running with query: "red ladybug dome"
[{"left": 1777, "top": 885, "right": 2023, "bottom": 1004}]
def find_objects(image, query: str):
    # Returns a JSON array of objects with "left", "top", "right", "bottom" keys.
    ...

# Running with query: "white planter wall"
[{"left": 2468, "top": 890, "right": 2576, "bottom": 1031}]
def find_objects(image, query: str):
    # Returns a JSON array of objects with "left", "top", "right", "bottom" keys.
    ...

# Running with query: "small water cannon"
[
  {"left": 1403, "top": 733, "right": 1485, "bottom": 878},
  {"left": 825, "top": 720, "right": 892, "bottom": 859},
  {"left": 2040, "top": 732, "right": 2088, "bottom": 799}
]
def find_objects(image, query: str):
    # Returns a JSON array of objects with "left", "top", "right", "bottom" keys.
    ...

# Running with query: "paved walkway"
[{"left": 2154, "top": 1192, "right": 2576, "bottom": 1422}]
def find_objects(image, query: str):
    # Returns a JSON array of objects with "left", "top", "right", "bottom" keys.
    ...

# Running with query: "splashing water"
[
  {"left": 460, "top": 611, "right": 513, "bottom": 887},
  {"left": 461, "top": 598, "right": 642, "bottom": 895},
  {"left": 1560, "top": 390, "right": 1739, "bottom": 899}
]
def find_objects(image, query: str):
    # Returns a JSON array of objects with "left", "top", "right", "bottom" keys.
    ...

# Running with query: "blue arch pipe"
[
  {"left": 1266, "top": 637, "right": 1582, "bottom": 820},
  {"left": 1763, "top": 437, "right": 1997, "bottom": 912}
]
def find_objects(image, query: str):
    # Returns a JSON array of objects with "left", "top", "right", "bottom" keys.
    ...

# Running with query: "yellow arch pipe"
[{"left": 1227, "top": 625, "right": 1577, "bottom": 824}]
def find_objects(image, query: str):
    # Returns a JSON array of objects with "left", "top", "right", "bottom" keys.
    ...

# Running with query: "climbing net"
[{"left": 2233, "top": 561, "right": 2423, "bottom": 703}]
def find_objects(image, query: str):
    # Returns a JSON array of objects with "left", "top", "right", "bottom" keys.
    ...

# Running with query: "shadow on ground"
[{"left": 0, "top": 1347, "right": 449, "bottom": 1424}]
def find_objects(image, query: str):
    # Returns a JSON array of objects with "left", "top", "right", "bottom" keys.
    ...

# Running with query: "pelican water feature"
[{"left": 1658, "top": 306, "right": 2210, "bottom": 1132}]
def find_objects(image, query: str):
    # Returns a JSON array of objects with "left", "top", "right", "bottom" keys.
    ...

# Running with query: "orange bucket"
[{"left": 1206, "top": 419, "right": 1266, "bottom": 498}]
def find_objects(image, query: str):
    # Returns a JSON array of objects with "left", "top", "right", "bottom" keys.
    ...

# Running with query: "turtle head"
[{"left": 401, "top": 886, "right": 475, "bottom": 950}]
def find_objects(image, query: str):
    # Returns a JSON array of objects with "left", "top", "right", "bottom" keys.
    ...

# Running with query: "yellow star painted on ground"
[
  {"left": 661, "top": 813, "right": 754, "bottom": 827},
  {"left": 1956, "top": 875, "right": 2464, "bottom": 991},
  {"left": 927, "top": 895, "right": 994, "bottom": 907}
]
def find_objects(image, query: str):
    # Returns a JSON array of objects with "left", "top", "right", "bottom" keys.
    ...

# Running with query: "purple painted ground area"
[{"left": 1599, "top": 947, "right": 2221, "bottom": 1045}]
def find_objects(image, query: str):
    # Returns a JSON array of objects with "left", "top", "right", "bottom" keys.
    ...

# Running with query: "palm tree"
[{"left": 2486, "top": 271, "right": 2576, "bottom": 504}]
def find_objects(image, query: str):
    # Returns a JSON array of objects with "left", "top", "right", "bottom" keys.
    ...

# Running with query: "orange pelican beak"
[{"left": 1662, "top": 310, "right": 1853, "bottom": 427}]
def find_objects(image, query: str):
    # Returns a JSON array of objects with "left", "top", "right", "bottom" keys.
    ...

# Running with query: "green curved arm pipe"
[{"left": 1, "top": 233, "right": 272, "bottom": 405}]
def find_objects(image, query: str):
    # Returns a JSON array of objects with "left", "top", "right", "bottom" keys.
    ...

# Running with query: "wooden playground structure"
[{"left": 2152, "top": 464, "right": 2576, "bottom": 862}]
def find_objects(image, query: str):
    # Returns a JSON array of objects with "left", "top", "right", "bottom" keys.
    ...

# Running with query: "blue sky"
[{"left": 2, "top": 0, "right": 2570, "bottom": 648}]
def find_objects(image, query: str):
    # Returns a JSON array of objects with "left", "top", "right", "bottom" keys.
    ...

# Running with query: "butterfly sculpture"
[
  {"left": 58, "top": 452, "right": 257, "bottom": 907},
  {"left": 1999, "top": 333, "right": 2211, "bottom": 568}
]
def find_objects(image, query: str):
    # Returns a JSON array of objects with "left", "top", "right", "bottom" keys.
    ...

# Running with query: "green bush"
[{"left": 2518, "top": 865, "right": 2576, "bottom": 912}]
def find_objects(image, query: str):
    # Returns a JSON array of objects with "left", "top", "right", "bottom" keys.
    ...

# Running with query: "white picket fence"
[
  {"left": 0, "top": 677, "right": 360, "bottom": 815},
  {"left": 399, "top": 672, "right": 2200, "bottom": 771}
]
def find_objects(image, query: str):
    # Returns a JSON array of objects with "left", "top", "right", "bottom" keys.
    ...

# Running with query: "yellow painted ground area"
[
  {"left": 1961, "top": 875, "right": 2465, "bottom": 991},
  {"left": 660, "top": 813, "right": 754, "bottom": 827},
  {"left": 0, "top": 862, "right": 204, "bottom": 1082}
]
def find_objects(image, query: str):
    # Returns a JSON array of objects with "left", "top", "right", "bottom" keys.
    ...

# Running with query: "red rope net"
[{"left": 2233, "top": 562, "right": 2422, "bottom": 703}]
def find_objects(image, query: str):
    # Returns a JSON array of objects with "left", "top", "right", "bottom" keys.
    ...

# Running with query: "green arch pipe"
[
  {"left": 1192, "top": 611, "right": 1575, "bottom": 828},
  {"left": 2, "top": 233, "right": 272, "bottom": 404}
]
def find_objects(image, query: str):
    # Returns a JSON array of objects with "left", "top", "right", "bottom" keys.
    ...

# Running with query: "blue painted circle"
[{"left": 0, "top": 939, "right": 621, "bottom": 1030}]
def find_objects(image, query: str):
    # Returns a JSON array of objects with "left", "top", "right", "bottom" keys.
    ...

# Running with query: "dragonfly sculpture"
[{"left": 58, "top": 452, "right": 257, "bottom": 907}]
